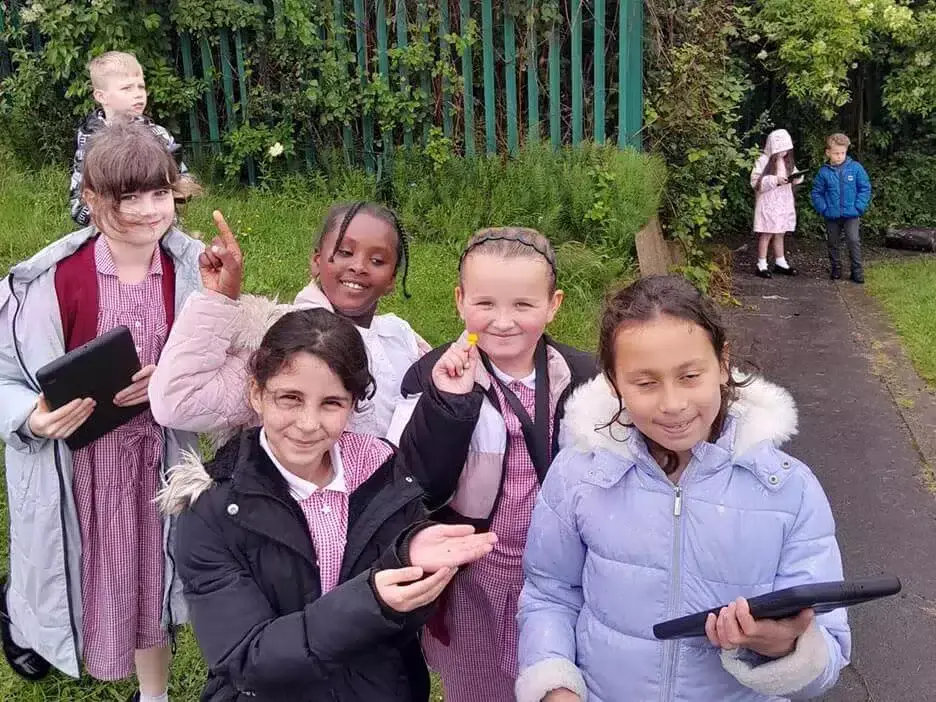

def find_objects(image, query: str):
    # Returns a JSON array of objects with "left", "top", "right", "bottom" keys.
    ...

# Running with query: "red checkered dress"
[
  {"left": 71, "top": 237, "right": 169, "bottom": 680},
  {"left": 293, "top": 434, "right": 393, "bottom": 593},
  {"left": 424, "top": 377, "right": 553, "bottom": 702}
]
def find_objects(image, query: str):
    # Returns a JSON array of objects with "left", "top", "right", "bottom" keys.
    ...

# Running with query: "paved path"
[{"left": 728, "top": 273, "right": 936, "bottom": 701}]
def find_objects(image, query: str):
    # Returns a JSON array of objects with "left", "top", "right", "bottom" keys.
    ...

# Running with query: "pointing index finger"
[{"left": 212, "top": 210, "right": 241, "bottom": 255}]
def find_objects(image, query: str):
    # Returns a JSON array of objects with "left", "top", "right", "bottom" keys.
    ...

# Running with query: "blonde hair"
[
  {"left": 827, "top": 133, "right": 851, "bottom": 149},
  {"left": 88, "top": 51, "right": 143, "bottom": 91},
  {"left": 458, "top": 227, "right": 558, "bottom": 292}
]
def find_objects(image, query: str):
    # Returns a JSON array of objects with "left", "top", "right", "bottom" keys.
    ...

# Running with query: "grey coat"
[{"left": 0, "top": 226, "right": 203, "bottom": 676}]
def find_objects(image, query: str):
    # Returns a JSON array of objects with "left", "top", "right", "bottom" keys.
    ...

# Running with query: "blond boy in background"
[{"left": 69, "top": 51, "right": 187, "bottom": 226}]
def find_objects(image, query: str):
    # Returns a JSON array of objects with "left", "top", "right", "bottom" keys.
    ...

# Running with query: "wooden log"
[
  {"left": 635, "top": 216, "right": 674, "bottom": 277},
  {"left": 885, "top": 228, "right": 936, "bottom": 252}
]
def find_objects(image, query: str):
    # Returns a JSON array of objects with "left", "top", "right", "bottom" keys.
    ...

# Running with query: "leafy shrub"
[{"left": 392, "top": 142, "right": 665, "bottom": 260}]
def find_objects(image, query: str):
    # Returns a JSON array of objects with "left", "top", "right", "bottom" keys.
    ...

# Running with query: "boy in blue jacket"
[{"left": 811, "top": 133, "right": 872, "bottom": 283}]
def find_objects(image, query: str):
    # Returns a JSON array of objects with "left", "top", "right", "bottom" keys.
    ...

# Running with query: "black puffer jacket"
[
  {"left": 398, "top": 335, "right": 597, "bottom": 527},
  {"left": 165, "top": 429, "right": 432, "bottom": 702}
]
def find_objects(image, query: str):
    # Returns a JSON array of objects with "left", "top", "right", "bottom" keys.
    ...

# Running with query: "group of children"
[
  {"left": 751, "top": 128, "right": 872, "bottom": 283},
  {"left": 0, "top": 51, "right": 853, "bottom": 702}
]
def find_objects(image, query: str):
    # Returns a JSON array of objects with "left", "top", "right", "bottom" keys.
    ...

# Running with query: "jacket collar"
[
  {"left": 562, "top": 371, "right": 798, "bottom": 484},
  {"left": 9, "top": 226, "right": 200, "bottom": 285}
]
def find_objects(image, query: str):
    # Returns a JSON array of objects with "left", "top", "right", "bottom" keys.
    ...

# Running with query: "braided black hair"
[{"left": 319, "top": 201, "right": 411, "bottom": 298}]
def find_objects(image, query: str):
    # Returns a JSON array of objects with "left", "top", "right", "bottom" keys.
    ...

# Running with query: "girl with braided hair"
[{"left": 149, "top": 201, "right": 429, "bottom": 441}]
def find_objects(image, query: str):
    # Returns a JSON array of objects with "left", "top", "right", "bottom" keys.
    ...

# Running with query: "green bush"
[
  {"left": 862, "top": 151, "right": 936, "bottom": 234},
  {"left": 392, "top": 142, "right": 665, "bottom": 257}
]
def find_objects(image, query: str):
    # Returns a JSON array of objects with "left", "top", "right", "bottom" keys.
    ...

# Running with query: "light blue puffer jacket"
[{"left": 516, "top": 374, "right": 851, "bottom": 702}]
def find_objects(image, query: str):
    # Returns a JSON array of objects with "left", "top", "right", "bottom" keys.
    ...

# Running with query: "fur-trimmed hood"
[
  {"left": 224, "top": 282, "right": 332, "bottom": 355},
  {"left": 157, "top": 450, "right": 215, "bottom": 516},
  {"left": 560, "top": 370, "right": 798, "bottom": 461}
]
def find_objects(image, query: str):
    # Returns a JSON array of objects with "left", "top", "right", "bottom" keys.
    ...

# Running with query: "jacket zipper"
[
  {"left": 341, "top": 486, "right": 424, "bottom": 580},
  {"left": 838, "top": 163, "right": 846, "bottom": 219},
  {"left": 161, "top": 432, "right": 178, "bottom": 654},
  {"left": 660, "top": 483, "right": 684, "bottom": 702},
  {"left": 7, "top": 274, "right": 81, "bottom": 670}
]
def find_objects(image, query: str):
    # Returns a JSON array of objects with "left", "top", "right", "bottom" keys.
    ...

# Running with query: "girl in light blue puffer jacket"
[{"left": 516, "top": 275, "right": 850, "bottom": 702}]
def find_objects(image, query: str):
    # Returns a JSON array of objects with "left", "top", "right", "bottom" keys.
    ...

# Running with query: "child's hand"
[
  {"left": 705, "top": 597, "right": 814, "bottom": 658},
  {"left": 431, "top": 339, "right": 478, "bottom": 395},
  {"left": 408, "top": 524, "right": 498, "bottom": 573},
  {"left": 27, "top": 394, "right": 95, "bottom": 439},
  {"left": 373, "top": 566, "right": 456, "bottom": 613},
  {"left": 199, "top": 211, "right": 244, "bottom": 299},
  {"left": 544, "top": 689, "right": 581, "bottom": 702},
  {"left": 114, "top": 364, "right": 157, "bottom": 407}
]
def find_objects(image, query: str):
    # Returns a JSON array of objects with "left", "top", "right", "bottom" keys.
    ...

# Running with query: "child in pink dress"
[
  {"left": 0, "top": 121, "right": 203, "bottom": 702},
  {"left": 751, "top": 129, "right": 805, "bottom": 278},
  {"left": 394, "top": 228, "right": 597, "bottom": 701}
]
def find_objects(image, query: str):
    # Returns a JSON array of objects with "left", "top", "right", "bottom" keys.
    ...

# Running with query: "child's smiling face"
[
  {"left": 312, "top": 212, "right": 398, "bottom": 320},
  {"left": 250, "top": 351, "right": 353, "bottom": 477},
  {"left": 86, "top": 186, "right": 176, "bottom": 246},
  {"left": 610, "top": 313, "right": 729, "bottom": 469},
  {"left": 456, "top": 252, "right": 563, "bottom": 377}
]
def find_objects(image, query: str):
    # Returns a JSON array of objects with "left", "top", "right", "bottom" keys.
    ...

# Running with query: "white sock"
[
  {"left": 139, "top": 692, "right": 168, "bottom": 702},
  {"left": 775, "top": 256, "right": 790, "bottom": 269},
  {"left": 756, "top": 258, "right": 768, "bottom": 271}
]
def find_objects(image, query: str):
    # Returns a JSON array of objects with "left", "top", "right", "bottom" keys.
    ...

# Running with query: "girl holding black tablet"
[
  {"left": 515, "top": 276, "right": 850, "bottom": 702},
  {"left": 0, "top": 122, "right": 205, "bottom": 701}
]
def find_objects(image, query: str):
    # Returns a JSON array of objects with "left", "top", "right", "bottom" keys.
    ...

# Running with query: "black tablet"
[
  {"left": 653, "top": 576, "right": 901, "bottom": 640},
  {"left": 36, "top": 325, "right": 147, "bottom": 450}
]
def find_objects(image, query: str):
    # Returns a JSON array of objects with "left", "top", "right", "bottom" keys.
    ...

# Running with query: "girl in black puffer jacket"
[{"left": 158, "top": 308, "right": 496, "bottom": 701}]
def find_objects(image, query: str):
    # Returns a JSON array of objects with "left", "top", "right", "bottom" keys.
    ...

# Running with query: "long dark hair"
[
  {"left": 314, "top": 201, "right": 411, "bottom": 298},
  {"left": 597, "top": 275, "right": 747, "bottom": 474},
  {"left": 249, "top": 308, "right": 375, "bottom": 408},
  {"left": 756, "top": 151, "right": 796, "bottom": 191}
]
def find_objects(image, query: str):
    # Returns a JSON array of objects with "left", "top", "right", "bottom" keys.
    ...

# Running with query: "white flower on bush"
[
  {"left": 914, "top": 52, "right": 931, "bottom": 68},
  {"left": 756, "top": 49, "right": 769, "bottom": 61},
  {"left": 20, "top": 4, "right": 43, "bottom": 22},
  {"left": 268, "top": 142, "right": 284, "bottom": 158}
]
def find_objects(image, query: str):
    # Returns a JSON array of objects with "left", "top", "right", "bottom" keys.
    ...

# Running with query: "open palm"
[{"left": 408, "top": 524, "right": 497, "bottom": 573}]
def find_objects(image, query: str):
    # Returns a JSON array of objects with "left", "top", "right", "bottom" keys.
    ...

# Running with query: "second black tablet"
[
  {"left": 36, "top": 325, "right": 147, "bottom": 450},
  {"left": 653, "top": 576, "right": 901, "bottom": 640}
]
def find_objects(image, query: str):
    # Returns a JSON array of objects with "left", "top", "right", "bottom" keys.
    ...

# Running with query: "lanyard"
[{"left": 480, "top": 338, "right": 552, "bottom": 481}]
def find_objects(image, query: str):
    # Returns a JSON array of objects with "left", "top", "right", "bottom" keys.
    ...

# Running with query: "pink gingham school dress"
[
  {"left": 424, "top": 371, "right": 553, "bottom": 702},
  {"left": 71, "top": 237, "right": 169, "bottom": 679},
  {"left": 260, "top": 430, "right": 394, "bottom": 593}
]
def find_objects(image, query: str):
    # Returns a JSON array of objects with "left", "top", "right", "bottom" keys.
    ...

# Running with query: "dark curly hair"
[
  {"left": 249, "top": 308, "right": 375, "bottom": 408},
  {"left": 598, "top": 275, "right": 747, "bottom": 474}
]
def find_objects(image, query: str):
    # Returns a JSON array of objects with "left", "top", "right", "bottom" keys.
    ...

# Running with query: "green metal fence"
[{"left": 0, "top": 1, "right": 644, "bottom": 176}]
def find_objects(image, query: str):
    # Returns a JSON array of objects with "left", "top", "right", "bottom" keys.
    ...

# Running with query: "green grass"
[
  {"left": 0, "top": 154, "right": 631, "bottom": 699},
  {"left": 866, "top": 258, "right": 936, "bottom": 387}
]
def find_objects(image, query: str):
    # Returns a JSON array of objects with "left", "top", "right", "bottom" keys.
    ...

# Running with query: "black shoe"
[
  {"left": 0, "top": 580, "right": 51, "bottom": 681},
  {"left": 755, "top": 267, "right": 772, "bottom": 279},
  {"left": 830, "top": 269, "right": 842, "bottom": 280},
  {"left": 774, "top": 263, "right": 798, "bottom": 276},
  {"left": 851, "top": 272, "right": 865, "bottom": 284},
  {"left": 128, "top": 692, "right": 140, "bottom": 702}
]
